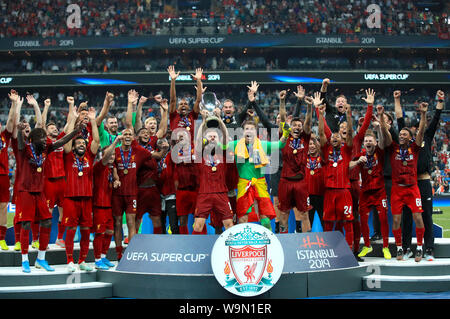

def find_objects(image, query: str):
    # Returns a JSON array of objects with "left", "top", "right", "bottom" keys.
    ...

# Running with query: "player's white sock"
[
  {"left": 22, "top": 254, "right": 29, "bottom": 262},
  {"left": 37, "top": 250, "right": 46, "bottom": 260}
]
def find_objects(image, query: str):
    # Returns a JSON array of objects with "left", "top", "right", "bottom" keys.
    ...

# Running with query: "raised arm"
[
  {"left": 191, "top": 68, "right": 204, "bottom": 115},
  {"left": 157, "top": 97, "right": 169, "bottom": 139},
  {"left": 41, "top": 98, "right": 51, "bottom": 129},
  {"left": 12, "top": 94, "right": 24, "bottom": 139},
  {"left": 64, "top": 96, "right": 76, "bottom": 134},
  {"left": 345, "top": 102, "right": 353, "bottom": 147},
  {"left": 425, "top": 90, "right": 445, "bottom": 140},
  {"left": 88, "top": 107, "right": 100, "bottom": 154},
  {"left": 247, "top": 81, "right": 277, "bottom": 129},
  {"left": 134, "top": 95, "right": 148, "bottom": 133},
  {"left": 96, "top": 91, "right": 115, "bottom": 127},
  {"left": 102, "top": 135, "right": 122, "bottom": 165},
  {"left": 279, "top": 90, "right": 287, "bottom": 123},
  {"left": 415, "top": 102, "right": 428, "bottom": 147},
  {"left": 314, "top": 92, "right": 327, "bottom": 147},
  {"left": 379, "top": 110, "right": 392, "bottom": 147},
  {"left": 167, "top": 65, "right": 180, "bottom": 114},
  {"left": 393, "top": 90, "right": 402, "bottom": 119},
  {"left": 292, "top": 85, "right": 305, "bottom": 118},
  {"left": 303, "top": 96, "right": 313, "bottom": 135},
  {"left": 125, "top": 89, "right": 139, "bottom": 130},
  {"left": 26, "top": 94, "right": 42, "bottom": 129},
  {"left": 6, "top": 90, "right": 19, "bottom": 133},
  {"left": 320, "top": 78, "right": 333, "bottom": 114},
  {"left": 358, "top": 88, "right": 375, "bottom": 138}
]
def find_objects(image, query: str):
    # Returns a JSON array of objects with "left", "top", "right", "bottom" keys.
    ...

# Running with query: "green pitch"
[{"left": 434, "top": 206, "right": 450, "bottom": 238}]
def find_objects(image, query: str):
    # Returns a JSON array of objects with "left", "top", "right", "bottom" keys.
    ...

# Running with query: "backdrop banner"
[{"left": 116, "top": 231, "right": 358, "bottom": 275}]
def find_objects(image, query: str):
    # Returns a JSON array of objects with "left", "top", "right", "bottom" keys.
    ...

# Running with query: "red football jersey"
[
  {"left": 0, "top": 130, "right": 12, "bottom": 176},
  {"left": 16, "top": 140, "right": 54, "bottom": 193},
  {"left": 305, "top": 155, "right": 325, "bottom": 195},
  {"left": 197, "top": 151, "right": 228, "bottom": 194},
  {"left": 139, "top": 135, "right": 158, "bottom": 152},
  {"left": 321, "top": 142, "right": 352, "bottom": 189},
  {"left": 357, "top": 146, "right": 385, "bottom": 192},
  {"left": 174, "top": 162, "right": 198, "bottom": 190},
  {"left": 389, "top": 141, "right": 420, "bottom": 186},
  {"left": 157, "top": 152, "right": 176, "bottom": 196},
  {"left": 169, "top": 111, "right": 198, "bottom": 146},
  {"left": 63, "top": 147, "right": 96, "bottom": 197},
  {"left": 281, "top": 133, "right": 310, "bottom": 179},
  {"left": 44, "top": 133, "right": 66, "bottom": 179},
  {"left": 93, "top": 161, "right": 113, "bottom": 207},
  {"left": 113, "top": 139, "right": 155, "bottom": 196}
]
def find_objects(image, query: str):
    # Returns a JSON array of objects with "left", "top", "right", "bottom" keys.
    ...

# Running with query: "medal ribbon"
[
  {"left": 120, "top": 147, "right": 132, "bottom": 170},
  {"left": 181, "top": 116, "right": 191, "bottom": 129},
  {"left": 292, "top": 138, "right": 300, "bottom": 151},
  {"left": 309, "top": 156, "right": 318, "bottom": 170},
  {"left": 399, "top": 147, "right": 409, "bottom": 162},
  {"left": 75, "top": 155, "right": 84, "bottom": 174},
  {"left": 30, "top": 144, "right": 43, "bottom": 168},
  {"left": 332, "top": 148, "right": 340, "bottom": 164}
]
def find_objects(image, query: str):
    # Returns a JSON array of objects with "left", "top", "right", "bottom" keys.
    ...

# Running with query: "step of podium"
[
  {"left": 0, "top": 264, "right": 115, "bottom": 298},
  {"left": 361, "top": 257, "right": 450, "bottom": 292},
  {"left": 0, "top": 243, "right": 119, "bottom": 267},
  {"left": 0, "top": 281, "right": 113, "bottom": 299}
]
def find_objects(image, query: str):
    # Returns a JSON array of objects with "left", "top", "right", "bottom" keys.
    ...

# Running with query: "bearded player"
[
  {"left": 380, "top": 102, "right": 428, "bottom": 262},
  {"left": 62, "top": 106, "right": 100, "bottom": 272},
  {"left": 92, "top": 136, "right": 122, "bottom": 270},
  {"left": 15, "top": 111, "right": 83, "bottom": 273},
  {"left": 317, "top": 91, "right": 355, "bottom": 251},
  {"left": 192, "top": 113, "right": 234, "bottom": 234},
  {"left": 277, "top": 94, "right": 313, "bottom": 233},
  {"left": 350, "top": 128, "right": 391, "bottom": 260}
]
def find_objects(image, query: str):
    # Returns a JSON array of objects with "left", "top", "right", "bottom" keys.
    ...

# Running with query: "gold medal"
[
  {"left": 36, "top": 167, "right": 42, "bottom": 173},
  {"left": 332, "top": 162, "right": 338, "bottom": 167},
  {"left": 123, "top": 169, "right": 129, "bottom": 175},
  {"left": 293, "top": 149, "right": 298, "bottom": 154},
  {"left": 78, "top": 171, "right": 83, "bottom": 177},
  {"left": 402, "top": 161, "right": 407, "bottom": 166},
  {"left": 368, "top": 169, "right": 372, "bottom": 175},
  {"left": 186, "top": 126, "right": 190, "bottom": 131},
  {"left": 310, "top": 170, "right": 315, "bottom": 175},
  {"left": 212, "top": 166, "right": 217, "bottom": 172}
]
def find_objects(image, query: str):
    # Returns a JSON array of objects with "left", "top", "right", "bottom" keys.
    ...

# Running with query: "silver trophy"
[{"left": 200, "top": 91, "right": 221, "bottom": 128}]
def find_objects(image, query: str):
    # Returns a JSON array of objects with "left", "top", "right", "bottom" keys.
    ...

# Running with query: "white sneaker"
[
  {"left": 67, "top": 262, "right": 76, "bottom": 272},
  {"left": 78, "top": 261, "right": 93, "bottom": 272}
]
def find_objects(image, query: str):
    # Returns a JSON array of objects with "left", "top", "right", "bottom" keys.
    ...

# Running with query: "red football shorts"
[
  {"left": 278, "top": 177, "right": 312, "bottom": 212},
  {"left": 195, "top": 192, "right": 233, "bottom": 226},
  {"left": 44, "top": 177, "right": 66, "bottom": 208},
  {"left": 323, "top": 188, "right": 353, "bottom": 222},
  {"left": 359, "top": 188, "right": 388, "bottom": 216},
  {"left": 0, "top": 174, "right": 10, "bottom": 203},
  {"left": 391, "top": 184, "right": 423, "bottom": 215},
  {"left": 111, "top": 195, "right": 137, "bottom": 217},
  {"left": 15, "top": 191, "right": 51, "bottom": 223},
  {"left": 176, "top": 189, "right": 198, "bottom": 216},
  {"left": 62, "top": 197, "right": 93, "bottom": 228},
  {"left": 92, "top": 206, "right": 113, "bottom": 234},
  {"left": 137, "top": 186, "right": 162, "bottom": 219}
]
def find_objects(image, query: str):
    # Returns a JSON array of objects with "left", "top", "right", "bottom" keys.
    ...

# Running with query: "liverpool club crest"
[{"left": 211, "top": 223, "right": 284, "bottom": 297}]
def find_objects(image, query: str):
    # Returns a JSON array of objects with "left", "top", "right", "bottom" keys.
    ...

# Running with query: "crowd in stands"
[
  {"left": 0, "top": 51, "right": 448, "bottom": 74},
  {"left": 0, "top": 0, "right": 448, "bottom": 38}
]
